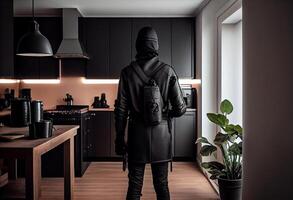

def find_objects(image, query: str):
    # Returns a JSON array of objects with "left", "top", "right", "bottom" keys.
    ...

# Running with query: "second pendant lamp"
[{"left": 16, "top": 0, "right": 53, "bottom": 57}]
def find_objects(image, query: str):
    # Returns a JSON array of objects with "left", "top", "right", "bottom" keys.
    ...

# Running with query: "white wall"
[
  {"left": 221, "top": 21, "right": 242, "bottom": 124},
  {"left": 196, "top": 0, "right": 230, "bottom": 162},
  {"left": 243, "top": 0, "right": 293, "bottom": 199}
]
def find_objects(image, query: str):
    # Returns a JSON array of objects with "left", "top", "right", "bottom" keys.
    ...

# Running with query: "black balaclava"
[{"left": 135, "top": 27, "right": 159, "bottom": 61}]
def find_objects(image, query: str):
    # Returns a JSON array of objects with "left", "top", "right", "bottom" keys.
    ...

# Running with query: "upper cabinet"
[
  {"left": 84, "top": 18, "right": 109, "bottom": 78},
  {"left": 11, "top": 17, "right": 194, "bottom": 79},
  {"left": 14, "top": 17, "right": 62, "bottom": 79},
  {"left": 0, "top": 0, "right": 14, "bottom": 78},
  {"left": 109, "top": 19, "right": 132, "bottom": 79},
  {"left": 171, "top": 18, "right": 195, "bottom": 78},
  {"left": 151, "top": 19, "right": 172, "bottom": 66},
  {"left": 82, "top": 17, "right": 195, "bottom": 79}
]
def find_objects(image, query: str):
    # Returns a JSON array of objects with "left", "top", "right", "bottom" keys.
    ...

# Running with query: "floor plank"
[{"left": 1, "top": 162, "right": 219, "bottom": 200}]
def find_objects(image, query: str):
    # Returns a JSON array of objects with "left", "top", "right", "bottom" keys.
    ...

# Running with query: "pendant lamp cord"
[{"left": 32, "top": 0, "right": 35, "bottom": 20}]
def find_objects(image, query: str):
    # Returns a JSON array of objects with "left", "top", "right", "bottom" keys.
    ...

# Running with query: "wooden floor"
[{"left": 1, "top": 162, "right": 219, "bottom": 200}]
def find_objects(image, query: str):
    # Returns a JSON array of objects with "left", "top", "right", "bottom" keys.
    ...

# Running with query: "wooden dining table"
[{"left": 0, "top": 125, "right": 79, "bottom": 200}]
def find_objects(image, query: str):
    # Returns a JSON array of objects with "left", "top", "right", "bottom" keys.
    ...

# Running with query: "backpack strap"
[
  {"left": 149, "top": 62, "right": 166, "bottom": 78},
  {"left": 132, "top": 60, "right": 165, "bottom": 84},
  {"left": 132, "top": 62, "right": 150, "bottom": 84}
]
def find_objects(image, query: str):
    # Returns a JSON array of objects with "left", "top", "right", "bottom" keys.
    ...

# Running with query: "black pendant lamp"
[{"left": 16, "top": 0, "right": 53, "bottom": 57}]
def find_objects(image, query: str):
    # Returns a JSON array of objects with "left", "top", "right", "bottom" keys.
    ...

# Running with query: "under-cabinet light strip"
[
  {"left": 21, "top": 79, "right": 61, "bottom": 84},
  {"left": 0, "top": 79, "right": 20, "bottom": 84},
  {"left": 81, "top": 78, "right": 201, "bottom": 85},
  {"left": 81, "top": 78, "right": 119, "bottom": 84},
  {"left": 179, "top": 79, "right": 201, "bottom": 85}
]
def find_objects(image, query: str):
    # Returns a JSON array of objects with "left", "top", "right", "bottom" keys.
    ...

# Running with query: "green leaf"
[
  {"left": 220, "top": 99, "right": 233, "bottom": 114},
  {"left": 228, "top": 135, "right": 238, "bottom": 143},
  {"left": 224, "top": 124, "right": 243, "bottom": 140},
  {"left": 210, "top": 174, "right": 219, "bottom": 180},
  {"left": 200, "top": 145, "right": 217, "bottom": 156},
  {"left": 207, "top": 113, "right": 229, "bottom": 127},
  {"left": 208, "top": 169, "right": 225, "bottom": 180},
  {"left": 228, "top": 143, "right": 241, "bottom": 155},
  {"left": 214, "top": 132, "right": 229, "bottom": 145},
  {"left": 234, "top": 125, "right": 243, "bottom": 134},
  {"left": 196, "top": 137, "right": 211, "bottom": 144},
  {"left": 238, "top": 142, "right": 243, "bottom": 154},
  {"left": 224, "top": 124, "right": 236, "bottom": 134},
  {"left": 202, "top": 161, "right": 225, "bottom": 171},
  {"left": 201, "top": 162, "right": 210, "bottom": 169}
]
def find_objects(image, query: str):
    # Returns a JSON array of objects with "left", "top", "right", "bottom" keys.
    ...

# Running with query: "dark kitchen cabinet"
[
  {"left": 174, "top": 110, "right": 196, "bottom": 159},
  {"left": 86, "top": 111, "right": 111, "bottom": 158},
  {"left": 110, "top": 112, "right": 119, "bottom": 157},
  {"left": 85, "top": 110, "right": 196, "bottom": 160},
  {"left": 61, "top": 59, "right": 86, "bottom": 77},
  {"left": 14, "top": 17, "right": 62, "bottom": 79},
  {"left": 37, "top": 18, "right": 62, "bottom": 78},
  {"left": 84, "top": 19, "right": 109, "bottom": 78},
  {"left": 83, "top": 18, "right": 132, "bottom": 79},
  {"left": 82, "top": 112, "right": 91, "bottom": 160},
  {"left": 171, "top": 18, "right": 195, "bottom": 78},
  {"left": 109, "top": 19, "right": 132, "bottom": 78},
  {"left": 0, "top": 0, "right": 14, "bottom": 78},
  {"left": 82, "top": 17, "right": 194, "bottom": 79},
  {"left": 151, "top": 19, "right": 172, "bottom": 65},
  {"left": 85, "top": 111, "right": 119, "bottom": 159}
]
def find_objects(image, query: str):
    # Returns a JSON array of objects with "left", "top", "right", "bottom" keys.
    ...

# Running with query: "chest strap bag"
[{"left": 132, "top": 61, "right": 165, "bottom": 126}]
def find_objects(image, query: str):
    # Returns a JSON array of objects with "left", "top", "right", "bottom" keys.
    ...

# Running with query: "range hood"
[{"left": 54, "top": 8, "right": 89, "bottom": 59}]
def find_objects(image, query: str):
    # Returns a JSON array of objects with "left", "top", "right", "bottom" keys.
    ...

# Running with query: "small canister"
[
  {"left": 29, "top": 120, "right": 53, "bottom": 139},
  {"left": 31, "top": 100, "right": 43, "bottom": 123}
]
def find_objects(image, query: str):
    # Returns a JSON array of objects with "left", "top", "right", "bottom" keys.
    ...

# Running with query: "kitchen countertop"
[
  {"left": 89, "top": 108, "right": 114, "bottom": 112},
  {"left": 89, "top": 108, "right": 196, "bottom": 112},
  {"left": 0, "top": 109, "right": 11, "bottom": 117}
]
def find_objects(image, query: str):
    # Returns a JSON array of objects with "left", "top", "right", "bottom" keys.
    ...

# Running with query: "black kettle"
[{"left": 10, "top": 98, "right": 31, "bottom": 127}]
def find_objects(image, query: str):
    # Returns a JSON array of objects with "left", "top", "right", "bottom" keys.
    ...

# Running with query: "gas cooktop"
[{"left": 45, "top": 105, "right": 89, "bottom": 115}]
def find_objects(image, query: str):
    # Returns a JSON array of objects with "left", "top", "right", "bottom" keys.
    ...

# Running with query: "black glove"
[{"left": 115, "top": 135, "right": 127, "bottom": 156}]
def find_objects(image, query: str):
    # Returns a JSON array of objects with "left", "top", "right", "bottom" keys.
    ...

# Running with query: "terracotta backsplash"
[
  {"left": 0, "top": 77, "right": 118, "bottom": 110},
  {"left": 0, "top": 77, "right": 199, "bottom": 110}
]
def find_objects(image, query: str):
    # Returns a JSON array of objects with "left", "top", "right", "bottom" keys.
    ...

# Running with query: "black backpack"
[{"left": 132, "top": 60, "right": 165, "bottom": 126}]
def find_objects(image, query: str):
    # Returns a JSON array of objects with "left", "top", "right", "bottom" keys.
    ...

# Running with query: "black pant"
[{"left": 126, "top": 162, "right": 170, "bottom": 200}]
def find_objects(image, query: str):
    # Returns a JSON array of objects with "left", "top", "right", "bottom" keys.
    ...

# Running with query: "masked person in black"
[{"left": 114, "top": 27, "right": 186, "bottom": 200}]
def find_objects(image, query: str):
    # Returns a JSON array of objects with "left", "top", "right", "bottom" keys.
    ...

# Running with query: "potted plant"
[{"left": 196, "top": 99, "right": 242, "bottom": 200}]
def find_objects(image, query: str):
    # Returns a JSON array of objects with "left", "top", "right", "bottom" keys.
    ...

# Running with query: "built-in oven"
[{"left": 42, "top": 106, "right": 90, "bottom": 177}]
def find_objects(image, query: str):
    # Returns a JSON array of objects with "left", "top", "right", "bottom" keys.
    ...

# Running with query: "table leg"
[
  {"left": 64, "top": 137, "right": 75, "bottom": 200},
  {"left": 25, "top": 151, "right": 41, "bottom": 200}
]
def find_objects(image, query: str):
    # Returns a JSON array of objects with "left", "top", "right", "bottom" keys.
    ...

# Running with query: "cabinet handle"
[{"left": 90, "top": 113, "right": 96, "bottom": 116}]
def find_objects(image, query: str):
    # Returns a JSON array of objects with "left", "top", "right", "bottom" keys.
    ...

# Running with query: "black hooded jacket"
[{"left": 115, "top": 27, "right": 186, "bottom": 163}]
